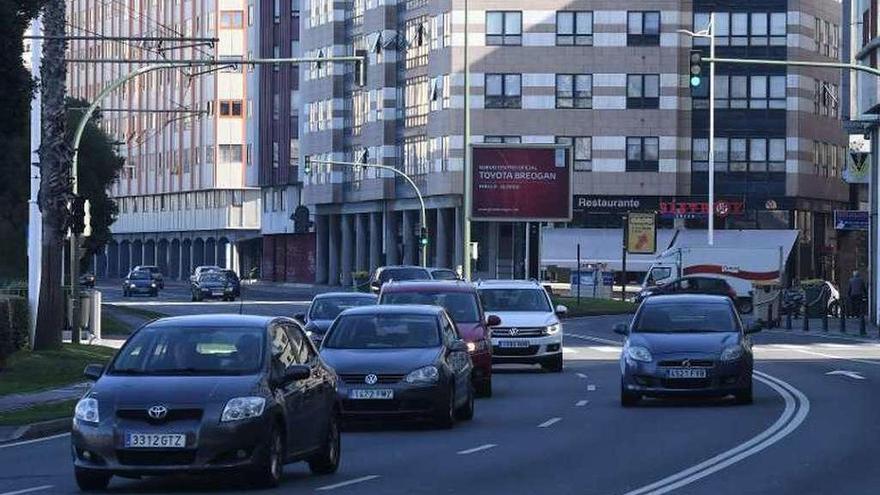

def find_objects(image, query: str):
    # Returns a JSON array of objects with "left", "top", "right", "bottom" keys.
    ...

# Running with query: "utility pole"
[
  {"left": 462, "top": 0, "right": 473, "bottom": 280},
  {"left": 27, "top": 15, "right": 43, "bottom": 349},
  {"left": 35, "top": 0, "right": 71, "bottom": 350}
]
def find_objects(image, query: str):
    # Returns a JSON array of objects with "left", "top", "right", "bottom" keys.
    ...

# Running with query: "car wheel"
[
  {"left": 734, "top": 380, "right": 754, "bottom": 405},
  {"left": 249, "top": 425, "right": 284, "bottom": 488},
  {"left": 434, "top": 386, "right": 456, "bottom": 429},
  {"left": 621, "top": 383, "right": 640, "bottom": 408},
  {"left": 737, "top": 298, "right": 754, "bottom": 314},
  {"left": 475, "top": 378, "right": 492, "bottom": 398},
  {"left": 542, "top": 353, "right": 563, "bottom": 373},
  {"left": 75, "top": 467, "right": 111, "bottom": 491},
  {"left": 455, "top": 384, "right": 475, "bottom": 421},
  {"left": 308, "top": 414, "right": 341, "bottom": 475}
]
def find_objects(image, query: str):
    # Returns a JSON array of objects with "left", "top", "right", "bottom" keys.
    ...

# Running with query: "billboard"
[
  {"left": 626, "top": 213, "right": 657, "bottom": 254},
  {"left": 844, "top": 134, "right": 871, "bottom": 184},
  {"left": 471, "top": 144, "right": 572, "bottom": 221}
]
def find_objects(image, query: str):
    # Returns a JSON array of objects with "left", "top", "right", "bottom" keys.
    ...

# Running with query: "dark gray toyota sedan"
[
  {"left": 615, "top": 294, "right": 760, "bottom": 407},
  {"left": 72, "top": 315, "right": 340, "bottom": 490}
]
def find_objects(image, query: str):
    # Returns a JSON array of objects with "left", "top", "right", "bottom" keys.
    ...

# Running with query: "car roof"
[
  {"left": 339, "top": 304, "right": 445, "bottom": 316},
  {"left": 381, "top": 280, "right": 475, "bottom": 293},
  {"left": 474, "top": 279, "right": 545, "bottom": 290},
  {"left": 643, "top": 294, "right": 733, "bottom": 305},
  {"left": 136, "top": 265, "right": 159, "bottom": 269},
  {"left": 376, "top": 265, "right": 429, "bottom": 271},
  {"left": 313, "top": 292, "right": 378, "bottom": 299},
  {"left": 146, "top": 314, "right": 277, "bottom": 328}
]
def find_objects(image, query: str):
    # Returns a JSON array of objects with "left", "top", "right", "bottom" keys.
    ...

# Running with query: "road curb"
[{"left": 0, "top": 417, "right": 71, "bottom": 445}]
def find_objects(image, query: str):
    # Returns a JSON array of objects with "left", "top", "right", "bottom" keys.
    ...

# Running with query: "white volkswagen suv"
[{"left": 476, "top": 280, "right": 566, "bottom": 372}]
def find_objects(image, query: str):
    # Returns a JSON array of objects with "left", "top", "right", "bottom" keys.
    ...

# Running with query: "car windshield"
[
  {"left": 324, "top": 314, "right": 440, "bottom": 349},
  {"left": 129, "top": 272, "right": 150, "bottom": 280},
  {"left": 378, "top": 268, "right": 431, "bottom": 283},
  {"left": 200, "top": 273, "right": 224, "bottom": 282},
  {"left": 633, "top": 303, "right": 738, "bottom": 333},
  {"left": 479, "top": 288, "right": 551, "bottom": 312},
  {"left": 309, "top": 296, "right": 377, "bottom": 320},
  {"left": 431, "top": 270, "right": 459, "bottom": 280},
  {"left": 109, "top": 326, "right": 265, "bottom": 375},
  {"left": 381, "top": 291, "right": 480, "bottom": 323}
]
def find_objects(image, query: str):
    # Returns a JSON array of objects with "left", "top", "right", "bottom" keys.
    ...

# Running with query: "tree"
[{"left": 65, "top": 99, "right": 124, "bottom": 272}]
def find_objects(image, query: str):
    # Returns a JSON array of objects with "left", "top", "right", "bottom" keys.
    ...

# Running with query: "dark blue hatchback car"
[{"left": 615, "top": 294, "right": 761, "bottom": 407}]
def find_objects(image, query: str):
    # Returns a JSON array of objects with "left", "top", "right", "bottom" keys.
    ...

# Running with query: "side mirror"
[
  {"left": 745, "top": 322, "right": 763, "bottom": 334},
  {"left": 83, "top": 364, "right": 104, "bottom": 381},
  {"left": 486, "top": 314, "right": 502, "bottom": 327},
  {"left": 555, "top": 305, "right": 568, "bottom": 317},
  {"left": 450, "top": 340, "right": 468, "bottom": 353},
  {"left": 293, "top": 313, "right": 306, "bottom": 323},
  {"left": 613, "top": 323, "right": 629, "bottom": 336}
]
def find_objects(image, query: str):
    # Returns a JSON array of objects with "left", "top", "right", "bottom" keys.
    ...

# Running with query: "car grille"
[
  {"left": 116, "top": 408, "right": 203, "bottom": 423},
  {"left": 493, "top": 345, "right": 540, "bottom": 356},
  {"left": 658, "top": 359, "right": 715, "bottom": 368},
  {"left": 338, "top": 374, "right": 405, "bottom": 384},
  {"left": 492, "top": 327, "right": 545, "bottom": 338},
  {"left": 662, "top": 378, "right": 712, "bottom": 389},
  {"left": 117, "top": 450, "right": 197, "bottom": 466}
]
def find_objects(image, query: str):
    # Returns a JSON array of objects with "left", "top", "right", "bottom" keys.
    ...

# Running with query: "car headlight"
[
  {"left": 75, "top": 397, "right": 99, "bottom": 424},
  {"left": 544, "top": 323, "right": 561, "bottom": 335},
  {"left": 151, "top": 283, "right": 157, "bottom": 288},
  {"left": 625, "top": 345, "right": 653, "bottom": 363},
  {"left": 129, "top": 283, "right": 136, "bottom": 288},
  {"left": 224, "top": 287, "right": 233, "bottom": 292},
  {"left": 720, "top": 345, "right": 744, "bottom": 362},
  {"left": 405, "top": 365, "right": 439, "bottom": 384},
  {"left": 466, "top": 340, "right": 489, "bottom": 353},
  {"left": 221, "top": 397, "right": 266, "bottom": 422}
]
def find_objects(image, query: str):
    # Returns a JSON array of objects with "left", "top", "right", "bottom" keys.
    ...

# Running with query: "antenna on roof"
[{"left": 238, "top": 269, "right": 245, "bottom": 315}]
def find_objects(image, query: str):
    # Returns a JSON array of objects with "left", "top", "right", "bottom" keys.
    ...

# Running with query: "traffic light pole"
[
  {"left": 308, "top": 159, "right": 428, "bottom": 267},
  {"left": 708, "top": 13, "right": 716, "bottom": 247}
]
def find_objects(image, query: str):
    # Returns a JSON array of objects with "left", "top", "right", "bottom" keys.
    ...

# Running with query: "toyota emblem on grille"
[
  {"left": 682, "top": 359, "right": 691, "bottom": 368},
  {"left": 509, "top": 328, "right": 519, "bottom": 336},
  {"left": 364, "top": 374, "right": 378, "bottom": 385},
  {"left": 147, "top": 405, "right": 168, "bottom": 420}
]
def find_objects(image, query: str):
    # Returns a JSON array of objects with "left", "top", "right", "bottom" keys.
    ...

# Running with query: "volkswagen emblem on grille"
[
  {"left": 147, "top": 405, "right": 168, "bottom": 420},
  {"left": 509, "top": 328, "right": 519, "bottom": 336},
  {"left": 364, "top": 374, "right": 378, "bottom": 385},
  {"left": 682, "top": 359, "right": 692, "bottom": 368}
]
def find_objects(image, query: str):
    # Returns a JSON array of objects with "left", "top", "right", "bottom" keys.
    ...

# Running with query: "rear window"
[
  {"left": 633, "top": 302, "right": 738, "bottom": 333},
  {"left": 694, "top": 278, "right": 728, "bottom": 290},
  {"left": 324, "top": 314, "right": 440, "bottom": 349},
  {"left": 378, "top": 268, "right": 431, "bottom": 283},
  {"left": 129, "top": 272, "right": 151, "bottom": 280},
  {"left": 431, "top": 270, "right": 459, "bottom": 281},
  {"left": 381, "top": 291, "right": 480, "bottom": 323},
  {"left": 479, "top": 288, "right": 551, "bottom": 312}
]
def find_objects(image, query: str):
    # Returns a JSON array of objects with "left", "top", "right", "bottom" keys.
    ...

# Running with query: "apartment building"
[
  {"left": 67, "top": 0, "right": 260, "bottom": 280},
  {"left": 294, "top": 0, "right": 848, "bottom": 285}
]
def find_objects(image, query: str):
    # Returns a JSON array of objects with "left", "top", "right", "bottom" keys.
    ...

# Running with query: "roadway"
[{"left": 2, "top": 314, "right": 880, "bottom": 494}]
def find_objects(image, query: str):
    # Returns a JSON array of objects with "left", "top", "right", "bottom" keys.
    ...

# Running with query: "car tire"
[
  {"left": 75, "top": 467, "right": 111, "bottom": 491},
  {"left": 734, "top": 381, "right": 754, "bottom": 405},
  {"left": 308, "top": 414, "right": 341, "bottom": 475},
  {"left": 542, "top": 353, "right": 563, "bottom": 373},
  {"left": 249, "top": 425, "right": 284, "bottom": 488},
  {"left": 455, "top": 384, "right": 475, "bottom": 421},
  {"left": 621, "top": 383, "right": 640, "bottom": 408},
  {"left": 434, "top": 387, "right": 456, "bottom": 429},
  {"left": 475, "top": 378, "right": 492, "bottom": 398}
]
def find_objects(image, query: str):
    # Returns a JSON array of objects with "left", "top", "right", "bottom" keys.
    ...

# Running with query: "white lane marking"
[
  {"left": 624, "top": 370, "right": 809, "bottom": 495},
  {"left": 316, "top": 475, "right": 381, "bottom": 491},
  {"left": 457, "top": 444, "right": 497, "bottom": 455},
  {"left": 587, "top": 385, "right": 597, "bottom": 391},
  {"left": 564, "top": 333, "right": 622, "bottom": 346},
  {"left": 590, "top": 346, "right": 623, "bottom": 353},
  {"left": 563, "top": 346, "right": 580, "bottom": 354},
  {"left": 538, "top": 417, "right": 562, "bottom": 428},
  {"left": 0, "top": 433, "right": 70, "bottom": 450},
  {"left": 0, "top": 486, "right": 54, "bottom": 495},
  {"left": 576, "top": 372, "right": 588, "bottom": 379},
  {"left": 786, "top": 347, "right": 880, "bottom": 367},
  {"left": 826, "top": 370, "right": 866, "bottom": 380},
  {"left": 575, "top": 400, "right": 589, "bottom": 407}
]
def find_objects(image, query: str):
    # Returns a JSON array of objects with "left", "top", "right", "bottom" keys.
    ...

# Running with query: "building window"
[
  {"left": 557, "top": 11, "right": 593, "bottom": 46},
  {"left": 405, "top": 16, "right": 429, "bottom": 69},
  {"left": 486, "top": 74, "right": 521, "bottom": 109},
  {"left": 704, "top": 74, "right": 786, "bottom": 110},
  {"left": 627, "top": 11, "right": 660, "bottom": 46},
  {"left": 626, "top": 137, "right": 659, "bottom": 171},
  {"left": 696, "top": 12, "right": 786, "bottom": 47},
  {"left": 272, "top": 142, "right": 280, "bottom": 169},
  {"left": 485, "top": 136, "right": 521, "bottom": 143},
  {"left": 556, "top": 136, "right": 592, "bottom": 171},
  {"left": 403, "top": 135, "right": 429, "bottom": 176},
  {"left": 219, "top": 99, "right": 243, "bottom": 117},
  {"left": 626, "top": 74, "right": 659, "bottom": 109},
  {"left": 404, "top": 76, "right": 429, "bottom": 127},
  {"left": 693, "top": 137, "right": 785, "bottom": 173},
  {"left": 218, "top": 144, "right": 243, "bottom": 164},
  {"left": 220, "top": 10, "right": 244, "bottom": 28},
  {"left": 556, "top": 74, "right": 592, "bottom": 109},
  {"left": 486, "top": 11, "right": 522, "bottom": 46}
]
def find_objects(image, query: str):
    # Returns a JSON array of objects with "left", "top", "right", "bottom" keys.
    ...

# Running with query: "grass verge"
[
  {"left": 553, "top": 297, "right": 637, "bottom": 317},
  {"left": 0, "top": 345, "right": 117, "bottom": 396},
  {"left": 110, "top": 305, "right": 166, "bottom": 320},
  {"left": 0, "top": 399, "right": 76, "bottom": 426}
]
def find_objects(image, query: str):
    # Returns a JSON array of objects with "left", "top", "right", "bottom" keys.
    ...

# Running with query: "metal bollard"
[
  {"left": 860, "top": 314, "right": 867, "bottom": 336},
  {"left": 840, "top": 313, "right": 847, "bottom": 334},
  {"left": 822, "top": 311, "right": 828, "bottom": 332},
  {"left": 785, "top": 312, "right": 792, "bottom": 330},
  {"left": 803, "top": 305, "right": 809, "bottom": 331}
]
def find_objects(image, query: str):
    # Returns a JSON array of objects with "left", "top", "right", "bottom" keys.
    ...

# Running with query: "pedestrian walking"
[{"left": 847, "top": 270, "right": 867, "bottom": 317}]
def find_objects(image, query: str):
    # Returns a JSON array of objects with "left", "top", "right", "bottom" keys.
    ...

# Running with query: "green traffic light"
[
  {"left": 690, "top": 76, "right": 702, "bottom": 87},
  {"left": 420, "top": 238, "right": 428, "bottom": 246}
]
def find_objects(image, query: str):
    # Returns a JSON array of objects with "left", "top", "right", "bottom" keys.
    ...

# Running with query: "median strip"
[
  {"left": 317, "top": 475, "right": 380, "bottom": 491},
  {"left": 575, "top": 400, "right": 589, "bottom": 407},
  {"left": 457, "top": 444, "right": 497, "bottom": 455},
  {"left": 537, "top": 417, "right": 562, "bottom": 428}
]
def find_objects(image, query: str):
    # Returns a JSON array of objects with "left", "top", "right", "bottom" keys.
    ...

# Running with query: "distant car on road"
[
  {"left": 79, "top": 273, "right": 96, "bottom": 288},
  {"left": 72, "top": 314, "right": 340, "bottom": 490},
  {"left": 320, "top": 305, "right": 474, "bottom": 428},
  {"left": 133, "top": 265, "right": 164, "bottom": 289},
  {"left": 191, "top": 271, "right": 237, "bottom": 301},
  {"left": 122, "top": 270, "right": 158, "bottom": 297},
  {"left": 428, "top": 267, "right": 461, "bottom": 281},
  {"left": 476, "top": 280, "right": 566, "bottom": 372},
  {"left": 368, "top": 265, "right": 431, "bottom": 293},
  {"left": 635, "top": 276, "right": 737, "bottom": 306},
  {"left": 615, "top": 294, "right": 760, "bottom": 407},
  {"left": 296, "top": 292, "right": 378, "bottom": 346},
  {"left": 379, "top": 281, "right": 497, "bottom": 397},
  {"left": 191, "top": 265, "right": 223, "bottom": 282}
]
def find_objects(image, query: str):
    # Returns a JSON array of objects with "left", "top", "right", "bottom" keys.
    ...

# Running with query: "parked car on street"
[
  {"left": 368, "top": 265, "right": 431, "bottom": 293},
  {"left": 133, "top": 265, "right": 164, "bottom": 289},
  {"left": 72, "top": 314, "right": 340, "bottom": 490},
  {"left": 476, "top": 280, "right": 566, "bottom": 372},
  {"left": 615, "top": 294, "right": 760, "bottom": 407},
  {"left": 320, "top": 305, "right": 474, "bottom": 428},
  {"left": 122, "top": 270, "right": 158, "bottom": 297},
  {"left": 635, "top": 276, "right": 737, "bottom": 306},
  {"left": 428, "top": 268, "right": 461, "bottom": 281},
  {"left": 191, "top": 271, "right": 237, "bottom": 301},
  {"left": 79, "top": 273, "right": 96, "bottom": 288},
  {"left": 295, "top": 292, "right": 378, "bottom": 346},
  {"left": 379, "top": 281, "right": 497, "bottom": 397}
]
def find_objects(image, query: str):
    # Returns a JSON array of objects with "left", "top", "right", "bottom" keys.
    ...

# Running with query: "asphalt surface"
[{"left": 2, "top": 308, "right": 880, "bottom": 494}]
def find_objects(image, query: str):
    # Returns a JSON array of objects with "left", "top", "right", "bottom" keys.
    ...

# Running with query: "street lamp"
[
  {"left": 462, "top": 0, "right": 473, "bottom": 279},
  {"left": 678, "top": 14, "right": 716, "bottom": 246}
]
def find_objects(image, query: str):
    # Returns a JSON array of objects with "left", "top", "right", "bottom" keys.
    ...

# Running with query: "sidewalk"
[{"left": 764, "top": 316, "right": 880, "bottom": 341}]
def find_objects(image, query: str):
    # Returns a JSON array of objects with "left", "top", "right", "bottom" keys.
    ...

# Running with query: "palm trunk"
[{"left": 33, "top": 0, "right": 70, "bottom": 350}]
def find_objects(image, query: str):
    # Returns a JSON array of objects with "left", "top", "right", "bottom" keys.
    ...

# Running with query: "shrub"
[{"left": 0, "top": 296, "right": 29, "bottom": 369}]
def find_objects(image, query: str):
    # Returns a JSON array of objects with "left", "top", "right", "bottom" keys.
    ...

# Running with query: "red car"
[{"left": 379, "top": 281, "right": 499, "bottom": 397}]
